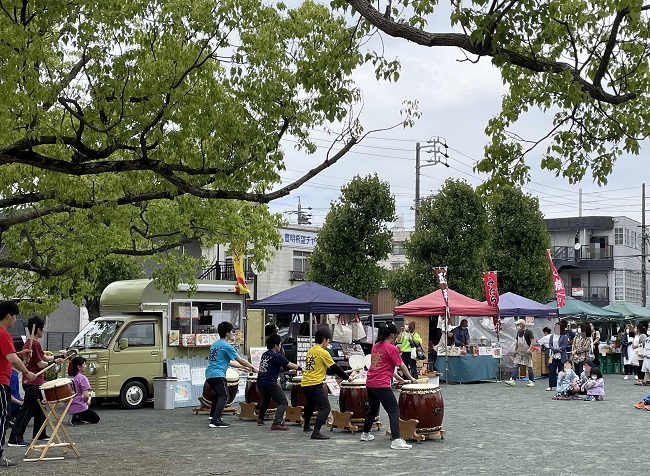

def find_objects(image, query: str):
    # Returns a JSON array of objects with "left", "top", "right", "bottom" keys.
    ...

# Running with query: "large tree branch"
[
  {"left": 592, "top": 6, "right": 629, "bottom": 87},
  {"left": 346, "top": 0, "right": 637, "bottom": 104},
  {"left": 1, "top": 136, "right": 360, "bottom": 203},
  {"left": 0, "top": 258, "right": 74, "bottom": 277}
]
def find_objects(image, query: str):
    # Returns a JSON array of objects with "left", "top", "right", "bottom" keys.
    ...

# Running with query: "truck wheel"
[{"left": 120, "top": 381, "right": 147, "bottom": 409}]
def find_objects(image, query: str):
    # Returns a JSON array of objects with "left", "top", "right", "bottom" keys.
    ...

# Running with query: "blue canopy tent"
[
  {"left": 492, "top": 292, "right": 558, "bottom": 318},
  {"left": 249, "top": 281, "right": 373, "bottom": 315}
]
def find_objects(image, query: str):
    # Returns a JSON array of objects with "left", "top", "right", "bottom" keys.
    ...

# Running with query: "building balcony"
[
  {"left": 198, "top": 263, "right": 255, "bottom": 281},
  {"left": 289, "top": 270, "right": 307, "bottom": 282},
  {"left": 551, "top": 245, "right": 614, "bottom": 271},
  {"left": 567, "top": 286, "right": 610, "bottom": 307}
]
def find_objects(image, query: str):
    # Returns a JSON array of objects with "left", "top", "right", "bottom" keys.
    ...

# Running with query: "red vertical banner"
[
  {"left": 483, "top": 271, "right": 500, "bottom": 307},
  {"left": 547, "top": 249, "right": 566, "bottom": 307},
  {"left": 483, "top": 271, "right": 502, "bottom": 333},
  {"left": 434, "top": 267, "right": 450, "bottom": 325}
]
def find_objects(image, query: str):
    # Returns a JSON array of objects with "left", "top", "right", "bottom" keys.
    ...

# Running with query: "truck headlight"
[{"left": 87, "top": 362, "right": 97, "bottom": 375}]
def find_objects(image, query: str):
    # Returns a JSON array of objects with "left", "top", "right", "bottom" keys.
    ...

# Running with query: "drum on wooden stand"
[
  {"left": 40, "top": 378, "right": 75, "bottom": 402},
  {"left": 245, "top": 376, "right": 277, "bottom": 410},
  {"left": 226, "top": 368, "right": 239, "bottom": 405},
  {"left": 398, "top": 384, "right": 444, "bottom": 434},
  {"left": 290, "top": 376, "right": 306, "bottom": 408},
  {"left": 339, "top": 379, "right": 370, "bottom": 421}
]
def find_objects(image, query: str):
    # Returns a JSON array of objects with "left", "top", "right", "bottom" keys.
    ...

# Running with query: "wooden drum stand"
[{"left": 24, "top": 380, "right": 81, "bottom": 462}]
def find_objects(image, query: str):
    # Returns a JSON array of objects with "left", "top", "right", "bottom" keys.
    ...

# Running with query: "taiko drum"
[
  {"left": 40, "top": 378, "right": 75, "bottom": 402},
  {"left": 245, "top": 376, "right": 277, "bottom": 410},
  {"left": 398, "top": 384, "right": 444, "bottom": 432},
  {"left": 339, "top": 379, "right": 369, "bottom": 419},
  {"left": 201, "top": 368, "right": 240, "bottom": 405},
  {"left": 290, "top": 376, "right": 323, "bottom": 410}
]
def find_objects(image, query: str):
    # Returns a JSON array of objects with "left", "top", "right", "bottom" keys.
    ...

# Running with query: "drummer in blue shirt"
[
  {"left": 256, "top": 334, "right": 301, "bottom": 430},
  {"left": 453, "top": 319, "right": 470, "bottom": 347},
  {"left": 206, "top": 322, "right": 256, "bottom": 429}
]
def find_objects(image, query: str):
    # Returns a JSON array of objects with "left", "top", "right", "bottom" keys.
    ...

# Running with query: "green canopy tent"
[
  {"left": 547, "top": 296, "right": 623, "bottom": 322},
  {"left": 603, "top": 302, "right": 650, "bottom": 322}
]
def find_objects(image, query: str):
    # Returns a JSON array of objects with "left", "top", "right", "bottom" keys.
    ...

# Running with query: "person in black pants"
[
  {"left": 257, "top": 334, "right": 300, "bottom": 430},
  {"left": 300, "top": 328, "right": 352, "bottom": 440},
  {"left": 360, "top": 323, "right": 417, "bottom": 450}
]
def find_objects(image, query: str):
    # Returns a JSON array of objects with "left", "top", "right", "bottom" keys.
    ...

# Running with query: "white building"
[{"left": 545, "top": 215, "right": 648, "bottom": 305}]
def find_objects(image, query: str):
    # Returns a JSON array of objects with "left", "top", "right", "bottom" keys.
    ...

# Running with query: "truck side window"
[{"left": 120, "top": 322, "right": 155, "bottom": 347}]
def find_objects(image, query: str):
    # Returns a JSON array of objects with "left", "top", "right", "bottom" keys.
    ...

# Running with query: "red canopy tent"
[{"left": 393, "top": 289, "right": 497, "bottom": 316}]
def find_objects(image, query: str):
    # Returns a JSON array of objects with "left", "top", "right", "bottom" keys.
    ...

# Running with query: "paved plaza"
[{"left": 5, "top": 374, "right": 644, "bottom": 476}]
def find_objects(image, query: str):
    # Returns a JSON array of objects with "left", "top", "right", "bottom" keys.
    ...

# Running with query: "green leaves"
[
  {"left": 0, "top": 0, "right": 372, "bottom": 309},
  {"left": 343, "top": 0, "right": 650, "bottom": 191},
  {"left": 308, "top": 174, "right": 396, "bottom": 300}
]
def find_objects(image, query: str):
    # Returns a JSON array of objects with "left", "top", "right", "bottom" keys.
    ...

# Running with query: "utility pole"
[
  {"left": 641, "top": 183, "right": 648, "bottom": 307},
  {"left": 284, "top": 196, "right": 312, "bottom": 225},
  {"left": 414, "top": 138, "right": 449, "bottom": 225}
]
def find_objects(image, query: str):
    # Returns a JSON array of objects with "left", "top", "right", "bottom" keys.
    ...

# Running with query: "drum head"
[
  {"left": 40, "top": 377, "right": 72, "bottom": 390},
  {"left": 291, "top": 376, "right": 303, "bottom": 383},
  {"left": 226, "top": 368, "right": 239, "bottom": 382},
  {"left": 349, "top": 354, "right": 365, "bottom": 371},
  {"left": 401, "top": 383, "right": 437, "bottom": 391},
  {"left": 364, "top": 354, "right": 372, "bottom": 370},
  {"left": 341, "top": 379, "right": 366, "bottom": 387}
]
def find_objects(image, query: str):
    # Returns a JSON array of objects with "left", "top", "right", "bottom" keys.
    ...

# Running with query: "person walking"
[
  {"left": 0, "top": 301, "right": 36, "bottom": 467},
  {"left": 206, "top": 321, "right": 257, "bottom": 429},
  {"left": 301, "top": 328, "right": 352, "bottom": 440},
  {"left": 359, "top": 323, "right": 417, "bottom": 450},
  {"left": 546, "top": 322, "right": 569, "bottom": 391},
  {"left": 256, "top": 334, "right": 300, "bottom": 430},
  {"left": 505, "top": 319, "right": 536, "bottom": 387}
]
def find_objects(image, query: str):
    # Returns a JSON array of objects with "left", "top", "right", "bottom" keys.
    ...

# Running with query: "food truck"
[{"left": 67, "top": 279, "right": 254, "bottom": 409}]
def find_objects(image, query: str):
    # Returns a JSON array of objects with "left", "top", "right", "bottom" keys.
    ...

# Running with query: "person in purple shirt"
[
  {"left": 257, "top": 334, "right": 300, "bottom": 430},
  {"left": 67, "top": 356, "right": 100, "bottom": 425}
]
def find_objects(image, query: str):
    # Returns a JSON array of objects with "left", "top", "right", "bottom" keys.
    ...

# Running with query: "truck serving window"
[{"left": 69, "top": 320, "right": 124, "bottom": 349}]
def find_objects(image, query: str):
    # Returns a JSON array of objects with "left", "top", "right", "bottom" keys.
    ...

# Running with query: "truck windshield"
[{"left": 69, "top": 320, "right": 124, "bottom": 349}]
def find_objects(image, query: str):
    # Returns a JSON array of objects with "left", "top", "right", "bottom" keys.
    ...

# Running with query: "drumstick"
[
  {"left": 23, "top": 323, "right": 35, "bottom": 364},
  {"left": 344, "top": 367, "right": 365, "bottom": 374},
  {"left": 32, "top": 352, "right": 74, "bottom": 378}
]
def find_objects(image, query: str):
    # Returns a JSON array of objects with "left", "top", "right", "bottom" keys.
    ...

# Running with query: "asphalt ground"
[{"left": 2, "top": 373, "right": 645, "bottom": 476}]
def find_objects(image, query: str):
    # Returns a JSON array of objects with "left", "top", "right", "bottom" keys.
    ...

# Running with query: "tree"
[
  {"left": 486, "top": 187, "right": 553, "bottom": 302},
  {"left": 388, "top": 179, "right": 489, "bottom": 303},
  {"left": 339, "top": 0, "right": 650, "bottom": 190},
  {"left": 308, "top": 174, "right": 396, "bottom": 300},
  {"left": 84, "top": 256, "right": 145, "bottom": 320},
  {"left": 0, "top": 1, "right": 417, "bottom": 311}
]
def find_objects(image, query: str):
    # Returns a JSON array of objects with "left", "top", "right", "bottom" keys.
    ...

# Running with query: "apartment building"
[{"left": 545, "top": 215, "right": 647, "bottom": 306}]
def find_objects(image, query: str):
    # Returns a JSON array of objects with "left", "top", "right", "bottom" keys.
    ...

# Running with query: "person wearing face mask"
[
  {"left": 546, "top": 321, "right": 568, "bottom": 391},
  {"left": 581, "top": 366, "right": 604, "bottom": 401},
  {"left": 452, "top": 319, "right": 470, "bottom": 347},
  {"left": 622, "top": 324, "right": 637, "bottom": 380},
  {"left": 396, "top": 321, "right": 422, "bottom": 379},
  {"left": 570, "top": 322, "right": 592, "bottom": 377},
  {"left": 504, "top": 319, "right": 536, "bottom": 387}
]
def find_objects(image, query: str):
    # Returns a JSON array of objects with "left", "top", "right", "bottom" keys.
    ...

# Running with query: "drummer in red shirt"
[
  {"left": 8, "top": 315, "right": 65, "bottom": 447},
  {"left": 0, "top": 301, "right": 36, "bottom": 467},
  {"left": 360, "top": 323, "right": 417, "bottom": 450}
]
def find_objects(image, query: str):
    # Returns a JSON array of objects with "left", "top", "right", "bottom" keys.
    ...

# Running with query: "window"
[
  {"left": 293, "top": 251, "right": 311, "bottom": 272},
  {"left": 392, "top": 241, "right": 406, "bottom": 255},
  {"left": 614, "top": 270, "right": 642, "bottom": 303},
  {"left": 120, "top": 322, "right": 155, "bottom": 347},
  {"left": 615, "top": 228, "right": 623, "bottom": 245}
]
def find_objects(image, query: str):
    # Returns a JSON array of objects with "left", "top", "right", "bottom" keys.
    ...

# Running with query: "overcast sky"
[{"left": 268, "top": 6, "right": 649, "bottom": 229}]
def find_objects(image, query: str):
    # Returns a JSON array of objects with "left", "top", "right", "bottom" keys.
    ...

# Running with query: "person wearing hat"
[{"left": 505, "top": 319, "right": 536, "bottom": 387}]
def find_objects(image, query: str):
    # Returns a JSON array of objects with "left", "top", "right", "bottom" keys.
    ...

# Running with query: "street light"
[{"left": 415, "top": 137, "right": 449, "bottom": 224}]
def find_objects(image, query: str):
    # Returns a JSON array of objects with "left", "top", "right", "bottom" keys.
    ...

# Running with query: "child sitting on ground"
[
  {"left": 553, "top": 360, "right": 577, "bottom": 400},
  {"left": 582, "top": 366, "right": 604, "bottom": 401}
]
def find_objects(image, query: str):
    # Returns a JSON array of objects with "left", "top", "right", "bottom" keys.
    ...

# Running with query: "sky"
[{"left": 267, "top": 5, "right": 649, "bottom": 230}]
